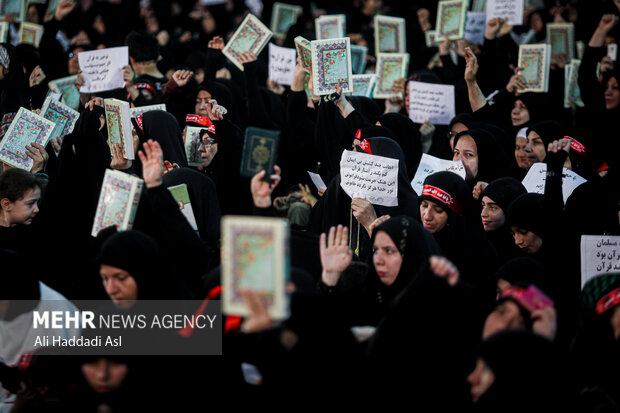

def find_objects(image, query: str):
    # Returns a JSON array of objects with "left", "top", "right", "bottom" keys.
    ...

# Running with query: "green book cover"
[
  {"left": 167, "top": 183, "right": 200, "bottom": 237},
  {"left": 240, "top": 127, "right": 280, "bottom": 182}
]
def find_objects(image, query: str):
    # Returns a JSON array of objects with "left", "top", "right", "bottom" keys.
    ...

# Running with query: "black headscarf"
[
  {"left": 348, "top": 96, "right": 382, "bottom": 125},
  {"left": 161, "top": 167, "right": 221, "bottom": 248},
  {"left": 377, "top": 113, "right": 423, "bottom": 179},
  {"left": 506, "top": 193, "right": 545, "bottom": 238},
  {"left": 480, "top": 177, "right": 527, "bottom": 214}
]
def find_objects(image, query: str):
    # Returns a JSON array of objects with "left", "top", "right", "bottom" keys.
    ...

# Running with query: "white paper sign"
[
  {"left": 486, "top": 0, "right": 524, "bottom": 26},
  {"left": 580, "top": 235, "right": 620, "bottom": 288},
  {"left": 408, "top": 81, "right": 455, "bottom": 126},
  {"left": 411, "top": 153, "right": 466, "bottom": 195},
  {"left": 268, "top": 43, "right": 296, "bottom": 86},
  {"left": 339, "top": 150, "right": 399, "bottom": 207},
  {"left": 521, "top": 162, "right": 587, "bottom": 204},
  {"left": 77, "top": 46, "right": 128, "bottom": 93},
  {"left": 307, "top": 171, "right": 327, "bottom": 191},
  {"left": 608, "top": 43, "right": 617, "bottom": 61},
  {"left": 465, "top": 12, "right": 486, "bottom": 44}
]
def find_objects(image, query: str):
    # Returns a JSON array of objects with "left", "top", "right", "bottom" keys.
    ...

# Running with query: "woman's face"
[
  {"left": 1, "top": 187, "right": 41, "bottom": 226},
  {"left": 453, "top": 136, "right": 479, "bottom": 181},
  {"left": 480, "top": 196, "right": 505, "bottom": 231},
  {"left": 100, "top": 264, "right": 138, "bottom": 308},
  {"left": 467, "top": 358, "right": 495, "bottom": 403},
  {"left": 514, "top": 136, "right": 534, "bottom": 169},
  {"left": 420, "top": 200, "right": 449, "bottom": 233},
  {"left": 81, "top": 358, "right": 128, "bottom": 394},
  {"left": 605, "top": 76, "right": 620, "bottom": 110},
  {"left": 68, "top": 48, "right": 84, "bottom": 75},
  {"left": 511, "top": 100, "right": 530, "bottom": 126},
  {"left": 510, "top": 227, "right": 543, "bottom": 254},
  {"left": 195, "top": 90, "right": 212, "bottom": 116},
  {"left": 372, "top": 230, "right": 403, "bottom": 286},
  {"left": 530, "top": 12, "right": 544, "bottom": 33},
  {"left": 526, "top": 130, "right": 546, "bottom": 162},
  {"left": 449, "top": 122, "right": 468, "bottom": 149},
  {"left": 482, "top": 300, "right": 526, "bottom": 339}
]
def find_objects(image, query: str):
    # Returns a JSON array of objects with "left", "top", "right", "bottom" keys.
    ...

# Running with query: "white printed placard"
[
  {"left": 339, "top": 150, "right": 399, "bottom": 207},
  {"left": 580, "top": 235, "right": 620, "bottom": 288},
  {"left": 486, "top": 0, "right": 524, "bottom": 26},
  {"left": 77, "top": 46, "right": 129, "bottom": 93},
  {"left": 268, "top": 43, "right": 297, "bottom": 86},
  {"left": 307, "top": 171, "right": 327, "bottom": 191},
  {"left": 411, "top": 153, "right": 466, "bottom": 195},
  {"left": 521, "top": 162, "right": 587, "bottom": 204},
  {"left": 465, "top": 12, "right": 486, "bottom": 44},
  {"left": 408, "top": 81, "right": 455, "bottom": 125}
]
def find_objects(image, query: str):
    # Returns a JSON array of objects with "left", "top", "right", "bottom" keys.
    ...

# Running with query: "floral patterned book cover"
[
  {"left": 435, "top": 0, "right": 467, "bottom": 41},
  {"left": 270, "top": 2, "right": 302, "bottom": 40},
  {"left": 350, "top": 74, "right": 376, "bottom": 97},
  {"left": 0, "top": 0, "right": 24, "bottom": 22},
  {"left": 564, "top": 59, "right": 584, "bottom": 108},
  {"left": 91, "top": 169, "right": 144, "bottom": 237},
  {"left": 294, "top": 36, "right": 312, "bottom": 73},
  {"left": 351, "top": 44, "right": 368, "bottom": 74},
  {"left": 239, "top": 126, "right": 280, "bottom": 180},
  {"left": 518, "top": 44, "right": 551, "bottom": 93},
  {"left": 48, "top": 75, "right": 80, "bottom": 111},
  {"left": 547, "top": 23, "right": 574, "bottom": 62},
  {"left": 18, "top": 22, "right": 43, "bottom": 47},
  {"left": 315, "top": 14, "right": 345, "bottom": 40},
  {"left": 223, "top": 13, "right": 273, "bottom": 71},
  {"left": 311, "top": 37, "right": 353, "bottom": 95},
  {"left": 374, "top": 15, "right": 406, "bottom": 55},
  {"left": 104, "top": 98, "right": 134, "bottom": 160},
  {"left": 221, "top": 216, "right": 290, "bottom": 320},
  {"left": 184, "top": 126, "right": 204, "bottom": 167},
  {"left": 40, "top": 96, "right": 79, "bottom": 144},
  {"left": 373, "top": 53, "right": 409, "bottom": 99},
  {"left": 0, "top": 22, "right": 8, "bottom": 43},
  {"left": 0, "top": 107, "right": 55, "bottom": 170},
  {"left": 129, "top": 104, "right": 166, "bottom": 118}
]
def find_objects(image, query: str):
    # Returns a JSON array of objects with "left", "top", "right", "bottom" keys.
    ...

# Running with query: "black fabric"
[
  {"left": 135, "top": 110, "right": 188, "bottom": 175},
  {"left": 378, "top": 113, "right": 423, "bottom": 180},
  {"left": 506, "top": 193, "right": 545, "bottom": 237},
  {"left": 480, "top": 177, "right": 527, "bottom": 213}
]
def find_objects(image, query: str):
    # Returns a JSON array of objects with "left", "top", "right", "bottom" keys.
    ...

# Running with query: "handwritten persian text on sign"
[
  {"left": 580, "top": 235, "right": 620, "bottom": 288},
  {"left": 77, "top": 47, "right": 128, "bottom": 93},
  {"left": 339, "top": 150, "right": 399, "bottom": 207},
  {"left": 486, "top": 0, "right": 524, "bottom": 26},
  {"left": 268, "top": 43, "right": 297, "bottom": 86},
  {"left": 408, "top": 81, "right": 455, "bottom": 125},
  {"left": 411, "top": 153, "right": 466, "bottom": 195}
]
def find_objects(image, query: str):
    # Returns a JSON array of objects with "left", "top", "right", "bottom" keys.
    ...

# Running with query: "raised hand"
[
  {"left": 464, "top": 47, "right": 478, "bottom": 82},
  {"left": 137, "top": 139, "right": 164, "bottom": 188},
  {"left": 320, "top": 225, "right": 352, "bottom": 286},
  {"left": 109, "top": 142, "right": 132, "bottom": 170},
  {"left": 208, "top": 36, "right": 225, "bottom": 50},
  {"left": 29, "top": 65, "right": 46, "bottom": 87},
  {"left": 172, "top": 69, "right": 194, "bottom": 87},
  {"left": 239, "top": 290, "right": 273, "bottom": 333},
  {"left": 54, "top": 1, "right": 76, "bottom": 21},
  {"left": 250, "top": 165, "right": 282, "bottom": 207},
  {"left": 472, "top": 181, "right": 488, "bottom": 200},
  {"left": 368, "top": 215, "right": 391, "bottom": 235},
  {"left": 122, "top": 65, "right": 135, "bottom": 88},
  {"left": 506, "top": 67, "right": 525, "bottom": 94},
  {"left": 26, "top": 143, "right": 48, "bottom": 173}
]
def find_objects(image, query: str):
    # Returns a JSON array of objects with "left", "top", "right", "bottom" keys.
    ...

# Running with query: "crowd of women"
[{"left": 0, "top": 0, "right": 620, "bottom": 411}]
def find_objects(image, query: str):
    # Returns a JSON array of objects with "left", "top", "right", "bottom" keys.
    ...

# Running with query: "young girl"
[{"left": 0, "top": 168, "right": 42, "bottom": 228}]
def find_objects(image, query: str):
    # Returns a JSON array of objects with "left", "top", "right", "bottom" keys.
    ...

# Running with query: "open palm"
[{"left": 320, "top": 225, "right": 352, "bottom": 286}]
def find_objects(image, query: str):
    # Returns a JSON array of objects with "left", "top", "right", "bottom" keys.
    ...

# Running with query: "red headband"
[
  {"left": 185, "top": 114, "right": 216, "bottom": 134},
  {"left": 359, "top": 139, "right": 372, "bottom": 154},
  {"left": 596, "top": 287, "right": 620, "bottom": 315},
  {"left": 565, "top": 136, "right": 588, "bottom": 156},
  {"left": 134, "top": 82, "right": 157, "bottom": 95},
  {"left": 422, "top": 184, "right": 463, "bottom": 216},
  {"left": 134, "top": 114, "right": 144, "bottom": 134}
]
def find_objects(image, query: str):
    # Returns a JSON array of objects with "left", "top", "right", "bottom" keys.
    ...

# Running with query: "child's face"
[{"left": 2, "top": 187, "right": 41, "bottom": 226}]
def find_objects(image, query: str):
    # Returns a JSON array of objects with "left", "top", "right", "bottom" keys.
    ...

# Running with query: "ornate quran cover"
[
  {"left": 315, "top": 14, "right": 345, "bottom": 40},
  {"left": 425, "top": 30, "right": 437, "bottom": 47},
  {"left": 547, "top": 23, "right": 574, "bottom": 62},
  {"left": 294, "top": 36, "right": 312, "bottom": 73},
  {"left": 184, "top": 126, "right": 204, "bottom": 167},
  {"left": 0, "top": 0, "right": 25, "bottom": 23},
  {"left": 18, "top": 22, "right": 43, "bottom": 47},
  {"left": 518, "top": 44, "right": 551, "bottom": 93},
  {"left": 350, "top": 44, "right": 368, "bottom": 74},
  {"left": 48, "top": 75, "right": 80, "bottom": 110},
  {"left": 0, "top": 106, "right": 55, "bottom": 170},
  {"left": 564, "top": 59, "right": 584, "bottom": 108},
  {"left": 167, "top": 183, "right": 199, "bottom": 236},
  {"left": 223, "top": 13, "right": 273, "bottom": 71},
  {"left": 240, "top": 127, "right": 280, "bottom": 182},
  {"left": 91, "top": 169, "right": 144, "bottom": 237},
  {"left": 40, "top": 96, "right": 79, "bottom": 144},
  {"left": 270, "top": 2, "right": 302, "bottom": 40},
  {"left": 350, "top": 74, "right": 376, "bottom": 97},
  {"left": 374, "top": 15, "right": 406, "bottom": 55},
  {"left": 373, "top": 53, "right": 409, "bottom": 99},
  {"left": 435, "top": 0, "right": 467, "bottom": 41},
  {"left": 221, "top": 215, "right": 290, "bottom": 320},
  {"left": 311, "top": 37, "right": 353, "bottom": 95},
  {"left": 104, "top": 98, "right": 134, "bottom": 160},
  {"left": 129, "top": 104, "right": 167, "bottom": 118}
]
